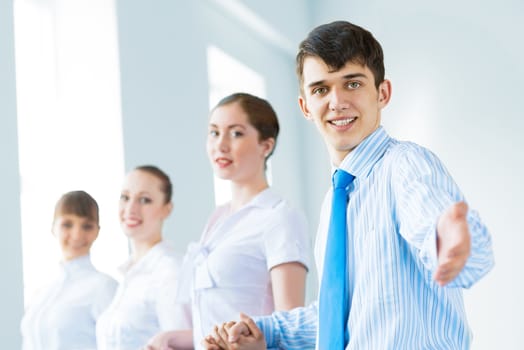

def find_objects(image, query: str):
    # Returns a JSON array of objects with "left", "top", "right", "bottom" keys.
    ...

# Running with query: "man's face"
[{"left": 298, "top": 57, "right": 391, "bottom": 165}]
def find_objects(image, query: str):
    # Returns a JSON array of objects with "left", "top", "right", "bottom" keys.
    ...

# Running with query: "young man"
[{"left": 203, "top": 20, "right": 494, "bottom": 350}]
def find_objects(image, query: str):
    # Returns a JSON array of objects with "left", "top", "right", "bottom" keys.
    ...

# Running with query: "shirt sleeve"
[
  {"left": 263, "top": 204, "right": 311, "bottom": 271},
  {"left": 392, "top": 144, "right": 494, "bottom": 288},
  {"left": 254, "top": 302, "right": 317, "bottom": 350}
]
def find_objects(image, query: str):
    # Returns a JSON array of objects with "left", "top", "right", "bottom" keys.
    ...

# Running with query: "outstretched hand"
[{"left": 434, "top": 201, "right": 471, "bottom": 286}]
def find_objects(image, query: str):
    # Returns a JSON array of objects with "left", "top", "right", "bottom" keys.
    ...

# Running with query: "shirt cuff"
[
  {"left": 419, "top": 223, "right": 438, "bottom": 270},
  {"left": 253, "top": 314, "right": 280, "bottom": 348}
]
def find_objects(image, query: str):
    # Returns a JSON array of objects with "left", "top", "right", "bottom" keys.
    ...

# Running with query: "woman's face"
[
  {"left": 118, "top": 170, "right": 172, "bottom": 242},
  {"left": 206, "top": 103, "right": 273, "bottom": 184},
  {"left": 53, "top": 214, "right": 99, "bottom": 260}
]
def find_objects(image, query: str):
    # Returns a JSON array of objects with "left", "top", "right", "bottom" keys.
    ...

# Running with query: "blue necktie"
[{"left": 318, "top": 169, "right": 355, "bottom": 349}]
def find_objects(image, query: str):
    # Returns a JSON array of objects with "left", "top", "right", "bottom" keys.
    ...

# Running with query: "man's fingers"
[
  {"left": 227, "top": 321, "right": 249, "bottom": 342},
  {"left": 438, "top": 248, "right": 469, "bottom": 276},
  {"left": 453, "top": 201, "right": 468, "bottom": 219},
  {"left": 443, "top": 201, "right": 468, "bottom": 222},
  {"left": 435, "top": 254, "right": 469, "bottom": 286},
  {"left": 435, "top": 201, "right": 472, "bottom": 286},
  {"left": 445, "top": 240, "right": 470, "bottom": 259}
]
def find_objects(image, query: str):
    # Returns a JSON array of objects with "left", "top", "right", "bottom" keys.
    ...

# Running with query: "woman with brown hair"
[
  {"left": 146, "top": 93, "right": 311, "bottom": 350},
  {"left": 96, "top": 165, "right": 191, "bottom": 350},
  {"left": 21, "top": 190, "right": 117, "bottom": 350}
]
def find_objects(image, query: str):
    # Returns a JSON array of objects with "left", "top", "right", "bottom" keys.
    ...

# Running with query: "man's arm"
[
  {"left": 254, "top": 303, "right": 317, "bottom": 349},
  {"left": 393, "top": 146, "right": 494, "bottom": 288}
]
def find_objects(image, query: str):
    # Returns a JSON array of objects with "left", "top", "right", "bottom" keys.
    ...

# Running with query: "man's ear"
[
  {"left": 378, "top": 79, "right": 392, "bottom": 108},
  {"left": 298, "top": 95, "right": 312, "bottom": 120}
]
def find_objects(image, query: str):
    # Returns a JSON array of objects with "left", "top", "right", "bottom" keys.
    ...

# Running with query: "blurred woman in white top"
[
  {"left": 146, "top": 93, "right": 311, "bottom": 350},
  {"left": 21, "top": 190, "right": 117, "bottom": 350},
  {"left": 96, "top": 165, "right": 191, "bottom": 350}
]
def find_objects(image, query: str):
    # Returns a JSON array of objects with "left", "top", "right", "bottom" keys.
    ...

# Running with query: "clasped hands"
[{"left": 201, "top": 313, "right": 266, "bottom": 350}]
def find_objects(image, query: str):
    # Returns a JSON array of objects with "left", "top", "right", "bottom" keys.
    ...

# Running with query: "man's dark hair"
[{"left": 296, "top": 20, "right": 385, "bottom": 93}]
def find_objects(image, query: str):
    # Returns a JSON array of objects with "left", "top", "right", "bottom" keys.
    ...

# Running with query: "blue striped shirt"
[{"left": 255, "top": 126, "right": 494, "bottom": 349}]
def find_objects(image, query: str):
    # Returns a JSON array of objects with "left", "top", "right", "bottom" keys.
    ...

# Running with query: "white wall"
[
  {"left": 0, "top": 0, "right": 24, "bottom": 347},
  {"left": 116, "top": 0, "right": 314, "bottom": 264},
  {"left": 311, "top": 1, "right": 524, "bottom": 349}
]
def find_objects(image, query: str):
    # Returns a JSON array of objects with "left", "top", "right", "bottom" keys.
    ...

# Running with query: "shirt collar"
[
  {"left": 336, "top": 126, "right": 392, "bottom": 179},
  {"left": 119, "top": 240, "right": 167, "bottom": 275},
  {"left": 221, "top": 187, "right": 281, "bottom": 212},
  {"left": 60, "top": 254, "right": 93, "bottom": 274},
  {"left": 248, "top": 187, "right": 282, "bottom": 209}
]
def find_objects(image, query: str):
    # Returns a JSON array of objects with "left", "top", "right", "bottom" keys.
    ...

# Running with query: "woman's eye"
[
  {"left": 231, "top": 130, "right": 244, "bottom": 138},
  {"left": 82, "top": 224, "right": 95, "bottom": 231},
  {"left": 209, "top": 130, "right": 219, "bottom": 137},
  {"left": 61, "top": 221, "right": 73, "bottom": 228},
  {"left": 139, "top": 197, "right": 152, "bottom": 204},
  {"left": 120, "top": 194, "right": 129, "bottom": 202}
]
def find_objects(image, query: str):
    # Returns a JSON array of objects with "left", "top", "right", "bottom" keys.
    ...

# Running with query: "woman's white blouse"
[
  {"left": 20, "top": 255, "right": 117, "bottom": 350},
  {"left": 180, "top": 188, "right": 311, "bottom": 349},
  {"left": 96, "top": 241, "right": 191, "bottom": 350}
]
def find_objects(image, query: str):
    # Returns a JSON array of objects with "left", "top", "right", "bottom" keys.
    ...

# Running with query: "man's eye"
[
  {"left": 347, "top": 81, "right": 361, "bottom": 89},
  {"left": 209, "top": 130, "right": 219, "bottom": 137},
  {"left": 312, "top": 87, "right": 327, "bottom": 95},
  {"left": 120, "top": 194, "right": 129, "bottom": 202}
]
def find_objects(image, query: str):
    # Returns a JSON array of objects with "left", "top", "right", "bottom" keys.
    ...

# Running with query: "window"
[
  {"left": 206, "top": 45, "right": 271, "bottom": 205},
  {"left": 14, "top": 0, "right": 127, "bottom": 304}
]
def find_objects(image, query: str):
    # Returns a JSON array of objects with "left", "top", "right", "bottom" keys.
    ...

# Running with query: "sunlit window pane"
[
  {"left": 206, "top": 45, "right": 271, "bottom": 205},
  {"left": 14, "top": 0, "right": 128, "bottom": 305}
]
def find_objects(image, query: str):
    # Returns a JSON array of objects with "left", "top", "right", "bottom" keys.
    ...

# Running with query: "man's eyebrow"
[
  {"left": 307, "top": 80, "right": 326, "bottom": 89},
  {"left": 306, "top": 73, "right": 369, "bottom": 89},
  {"left": 342, "top": 73, "right": 367, "bottom": 80}
]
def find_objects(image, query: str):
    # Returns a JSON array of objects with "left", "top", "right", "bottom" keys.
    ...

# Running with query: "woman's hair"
[
  {"left": 212, "top": 92, "right": 280, "bottom": 159},
  {"left": 54, "top": 190, "right": 99, "bottom": 225},
  {"left": 133, "top": 165, "right": 173, "bottom": 203}
]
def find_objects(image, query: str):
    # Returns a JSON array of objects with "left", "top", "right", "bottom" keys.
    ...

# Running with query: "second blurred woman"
[
  {"left": 96, "top": 165, "right": 191, "bottom": 350},
  {"left": 147, "top": 93, "right": 311, "bottom": 349}
]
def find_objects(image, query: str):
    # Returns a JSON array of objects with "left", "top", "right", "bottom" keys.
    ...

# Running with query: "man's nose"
[{"left": 329, "top": 88, "right": 350, "bottom": 112}]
